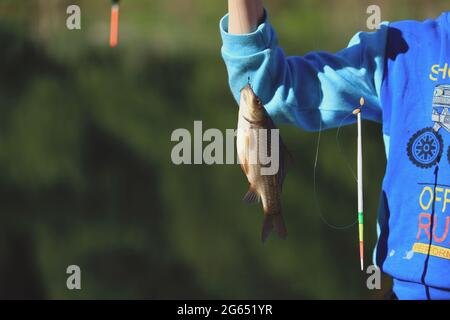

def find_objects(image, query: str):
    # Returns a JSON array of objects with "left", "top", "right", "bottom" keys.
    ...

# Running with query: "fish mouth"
[
  {"left": 240, "top": 83, "right": 253, "bottom": 93},
  {"left": 240, "top": 84, "right": 259, "bottom": 107}
]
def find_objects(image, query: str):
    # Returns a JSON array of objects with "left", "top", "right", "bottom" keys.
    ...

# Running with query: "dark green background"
[{"left": 0, "top": 0, "right": 447, "bottom": 299}]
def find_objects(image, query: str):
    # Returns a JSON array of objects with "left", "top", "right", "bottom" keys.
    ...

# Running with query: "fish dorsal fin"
[
  {"left": 266, "top": 119, "right": 290, "bottom": 190},
  {"left": 277, "top": 138, "right": 290, "bottom": 190}
]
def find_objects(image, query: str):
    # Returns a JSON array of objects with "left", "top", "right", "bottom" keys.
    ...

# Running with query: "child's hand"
[{"left": 228, "top": 0, "right": 264, "bottom": 34}]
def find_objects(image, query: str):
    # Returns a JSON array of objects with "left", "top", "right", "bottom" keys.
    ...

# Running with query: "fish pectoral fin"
[{"left": 243, "top": 186, "right": 260, "bottom": 204}]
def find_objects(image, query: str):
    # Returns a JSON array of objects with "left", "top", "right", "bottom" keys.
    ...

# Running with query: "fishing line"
[
  {"left": 313, "top": 113, "right": 358, "bottom": 230},
  {"left": 311, "top": 4, "right": 365, "bottom": 230},
  {"left": 234, "top": 3, "right": 358, "bottom": 230},
  {"left": 336, "top": 112, "right": 358, "bottom": 182},
  {"left": 341, "top": 0, "right": 365, "bottom": 186}
]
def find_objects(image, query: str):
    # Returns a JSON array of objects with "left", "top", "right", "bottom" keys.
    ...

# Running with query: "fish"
[{"left": 237, "top": 84, "right": 288, "bottom": 242}]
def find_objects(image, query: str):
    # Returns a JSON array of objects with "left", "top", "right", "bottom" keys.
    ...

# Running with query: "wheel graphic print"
[{"left": 407, "top": 127, "right": 443, "bottom": 168}]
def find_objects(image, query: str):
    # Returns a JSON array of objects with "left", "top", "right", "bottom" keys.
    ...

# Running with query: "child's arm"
[
  {"left": 228, "top": 0, "right": 264, "bottom": 34},
  {"left": 221, "top": 3, "right": 388, "bottom": 130}
]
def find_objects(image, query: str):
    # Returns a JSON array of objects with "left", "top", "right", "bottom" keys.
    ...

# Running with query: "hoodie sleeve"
[{"left": 220, "top": 11, "right": 389, "bottom": 131}]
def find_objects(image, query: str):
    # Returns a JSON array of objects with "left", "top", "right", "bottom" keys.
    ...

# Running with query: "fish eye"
[{"left": 256, "top": 98, "right": 261, "bottom": 105}]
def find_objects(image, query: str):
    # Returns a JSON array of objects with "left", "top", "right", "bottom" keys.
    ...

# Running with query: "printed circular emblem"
[{"left": 407, "top": 127, "right": 443, "bottom": 168}]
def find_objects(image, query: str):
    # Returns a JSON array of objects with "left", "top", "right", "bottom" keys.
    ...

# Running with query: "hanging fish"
[{"left": 237, "top": 84, "right": 288, "bottom": 242}]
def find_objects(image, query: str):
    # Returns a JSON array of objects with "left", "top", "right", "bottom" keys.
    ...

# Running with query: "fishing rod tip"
[
  {"left": 359, "top": 241, "right": 364, "bottom": 271},
  {"left": 352, "top": 108, "right": 361, "bottom": 115}
]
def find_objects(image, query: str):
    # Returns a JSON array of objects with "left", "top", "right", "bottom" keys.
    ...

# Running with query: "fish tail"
[
  {"left": 261, "top": 214, "right": 288, "bottom": 243},
  {"left": 273, "top": 214, "right": 288, "bottom": 239}
]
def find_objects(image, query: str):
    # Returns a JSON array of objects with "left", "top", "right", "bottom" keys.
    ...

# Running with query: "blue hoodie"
[{"left": 220, "top": 11, "right": 450, "bottom": 300}]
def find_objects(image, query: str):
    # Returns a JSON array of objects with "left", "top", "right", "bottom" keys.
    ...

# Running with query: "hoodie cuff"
[{"left": 220, "top": 9, "right": 273, "bottom": 56}]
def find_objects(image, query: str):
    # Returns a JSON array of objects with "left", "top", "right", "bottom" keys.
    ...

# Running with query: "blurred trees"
[{"left": 0, "top": 0, "right": 447, "bottom": 299}]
